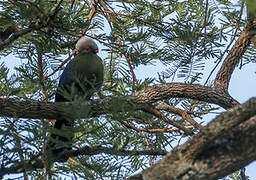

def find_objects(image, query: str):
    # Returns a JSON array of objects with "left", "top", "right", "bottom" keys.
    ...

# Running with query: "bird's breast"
[{"left": 72, "top": 54, "right": 103, "bottom": 86}]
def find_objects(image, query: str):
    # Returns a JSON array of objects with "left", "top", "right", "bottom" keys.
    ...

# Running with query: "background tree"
[{"left": 0, "top": 0, "right": 256, "bottom": 179}]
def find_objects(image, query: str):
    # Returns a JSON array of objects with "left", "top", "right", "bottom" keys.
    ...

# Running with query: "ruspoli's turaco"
[{"left": 47, "top": 37, "right": 104, "bottom": 159}]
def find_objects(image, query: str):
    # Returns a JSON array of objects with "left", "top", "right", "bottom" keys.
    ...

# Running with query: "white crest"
[{"left": 75, "top": 36, "right": 94, "bottom": 50}]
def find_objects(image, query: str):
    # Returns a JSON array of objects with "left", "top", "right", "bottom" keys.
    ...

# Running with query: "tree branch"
[
  {"left": 127, "top": 98, "right": 256, "bottom": 180},
  {"left": 155, "top": 103, "right": 203, "bottom": 130},
  {"left": 121, "top": 120, "right": 194, "bottom": 133},
  {"left": 0, "top": 146, "right": 166, "bottom": 178},
  {"left": 133, "top": 83, "right": 239, "bottom": 108},
  {"left": 214, "top": 17, "right": 256, "bottom": 90},
  {"left": 143, "top": 106, "right": 194, "bottom": 135},
  {"left": 182, "top": 97, "right": 256, "bottom": 160},
  {"left": 43, "top": 50, "right": 76, "bottom": 80},
  {"left": 0, "top": 25, "right": 45, "bottom": 50},
  {"left": 0, "top": 83, "right": 239, "bottom": 120},
  {"left": 97, "top": 1, "right": 139, "bottom": 86}
]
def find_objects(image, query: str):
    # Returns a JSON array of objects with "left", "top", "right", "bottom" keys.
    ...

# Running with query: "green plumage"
[
  {"left": 47, "top": 37, "right": 104, "bottom": 160},
  {"left": 57, "top": 51, "right": 104, "bottom": 100}
]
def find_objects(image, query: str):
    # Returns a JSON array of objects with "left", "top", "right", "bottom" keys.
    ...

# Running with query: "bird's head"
[{"left": 75, "top": 36, "right": 99, "bottom": 54}]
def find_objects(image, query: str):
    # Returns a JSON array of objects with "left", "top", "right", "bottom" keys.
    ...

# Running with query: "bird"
[{"left": 47, "top": 36, "right": 104, "bottom": 159}]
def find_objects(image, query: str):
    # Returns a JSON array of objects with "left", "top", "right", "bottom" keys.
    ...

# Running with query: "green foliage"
[
  {"left": 0, "top": 63, "right": 21, "bottom": 96},
  {"left": 0, "top": 0, "right": 255, "bottom": 179},
  {"left": 246, "top": 0, "right": 256, "bottom": 15}
]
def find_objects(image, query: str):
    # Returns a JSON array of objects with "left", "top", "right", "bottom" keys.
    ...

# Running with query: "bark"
[
  {"left": 214, "top": 18, "right": 256, "bottom": 89},
  {"left": 0, "top": 83, "right": 239, "bottom": 119},
  {"left": 127, "top": 98, "right": 256, "bottom": 180},
  {"left": 133, "top": 83, "right": 239, "bottom": 109}
]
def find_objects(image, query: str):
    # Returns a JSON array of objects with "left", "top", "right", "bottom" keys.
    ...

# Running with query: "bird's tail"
[{"left": 47, "top": 118, "right": 74, "bottom": 158}]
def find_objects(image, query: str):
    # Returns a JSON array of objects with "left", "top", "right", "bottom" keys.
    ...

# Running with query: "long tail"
[
  {"left": 47, "top": 118, "right": 74, "bottom": 156},
  {"left": 47, "top": 89, "right": 74, "bottom": 160}
]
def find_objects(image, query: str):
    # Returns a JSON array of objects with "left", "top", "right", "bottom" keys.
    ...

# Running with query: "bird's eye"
[
  {"left": 95, "top": 49, "right": 99, "bottom": 53},
  {"left": 85, "top": 46, "right": 90, "bottom": 50}
]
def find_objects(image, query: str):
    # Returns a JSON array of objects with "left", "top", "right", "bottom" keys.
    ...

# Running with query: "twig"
[
  {"left": 97, "top": 1, "right": 138, "bottom": 86},
  {"left": 37, "top": 49, "right": 48, "bottom": 100},
  {"left": 203, "top": 0, "right": 209, "bottom": 44},
  {"left": 58, "top": 145, "right": 167, "bottom": 161},
  {"left": 121, "top": 120, "right": 194, "bottom": 133},
  {"left": 43, "top": 50, "right": 76, "bottom": 80},
  {"left": 240, "top": 168, "right": 247, "bottom": 180},
  {"left": 0, "top": 146, "right": 167, "bottom": 177},
  {"left": 50, "top": 0, "right": 64, "bottom": 19},
  {"left": 142, "top": 106, "right": 194, "bottom": 135},
  {"left": 89, "top": 0, "right": 100, "bottom": 21},
  {"left": 155, "top": 103, "right": 203, "bottom": 130},
  {"left": 139, "top": 132, "right": 153, "bottom": 166}
]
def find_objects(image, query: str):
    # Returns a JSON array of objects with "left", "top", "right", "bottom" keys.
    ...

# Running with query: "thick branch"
[
  {"left": 0, "top": 83, "right": 239, "bottom": 119},
  {"left": 133, "top": 83, "right": 239, "bottom": 108},
  {"left": 127, "top": 98, "right": 256, "bottom": 180},
  {"left": 214, "top": 19, "right": 256, "bottom": 89},
  {"left": 181, "top": 97, "right": 256, "bottom": 160}
]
